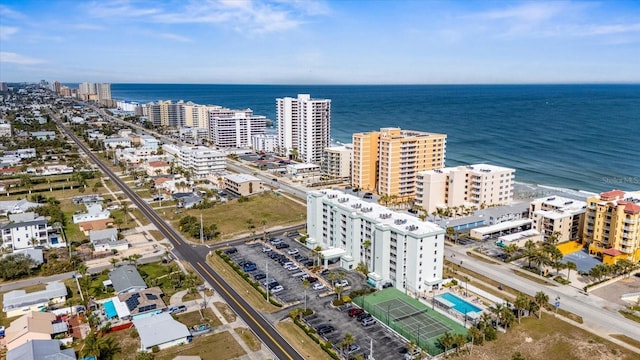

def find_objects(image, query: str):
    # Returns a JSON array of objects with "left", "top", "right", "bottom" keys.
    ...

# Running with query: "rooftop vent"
[
  {"left": 394, "top": 219, "right": 408, "bottom": 225},
  {"left": 564, "top": 201, "right": 573, "bottom": 205},
  {"left": 338, "top": 197, "right": 349, "bottom": 203},
  {"left": 351, "top": 203, "right": 362, "bottom": 209},
  {"left": 379, "top": 213, "right": 392, "bottom": 219},
  {"left": 405, "top": 225, "right": 419, "bottom": 231},
  {"left": 480, "top": 169, "right": 491, "bottom": 173},
  {"left": 361, "top": 207, "right": 373, "bottom": 213},
  {"left": 547, "top": 197, "right": 556, "bottom": 201},
  {"left": 327, "top": 194, "right": 337, "bottom": 199}
]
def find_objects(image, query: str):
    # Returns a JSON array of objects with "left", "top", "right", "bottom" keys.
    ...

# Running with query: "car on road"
[
  {"left": 312, "top": 282, "right": 325, "bottom": 290},
  {"left": 361, "top": 317, "right": 376, "bottom": 327},
  {"left": 287, "top": 248, "right": 299, "bottom": 255},
  {"left": 269, "top": 285, "right": 284, "bottom": 294},
  {"left": 349, "top": 308, "right": 365, "bottom": 317}
]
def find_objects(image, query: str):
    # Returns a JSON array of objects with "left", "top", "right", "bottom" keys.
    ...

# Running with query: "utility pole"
[
  {"left": 266, "top": 262, "right": 269, "bottom": 304},
  {"left": 200, "top": 214, "right": 204, "bottom": 244}
]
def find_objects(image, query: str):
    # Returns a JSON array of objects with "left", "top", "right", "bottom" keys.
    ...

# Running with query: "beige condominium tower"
[{"left": 352, "top": 127, "right": 446, "bottom": 198}]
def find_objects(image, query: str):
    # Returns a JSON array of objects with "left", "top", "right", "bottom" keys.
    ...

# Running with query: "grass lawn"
[
  {"left": 468, "top": 250, "right": 504, "bottom": 265},
  {"left": 135, "top": 189, "right": 152, "bottom": 198},
  {"left": 610, "top": 334, "right": 640, "bottom": 351},
  {"left": 456, "top": 313, "right": 638, "bottom": 360},
  {"left": 130, "top": 208, "right": 151, "bottom": 226},
  {"left": 148, "top": 230, "right": 165, "bottom": 241},
  {"left": 214, "top": 302, "right": 237, "bottom": 323},
  {"left": 512, "top": 269, "right": 556, "bottom": 286},
  {"left": 177, "top": 308, "right": 222, "bottom": 328},
  {"left": 619, "top": 310, "right": 640, "bottom": 323},
  {"left": 170, "top": 192, "right": 305, "bottom": 241},
  {"left": 156, "top": 331, "right": 245, "bottom": 360},
  {"left": 234, "top": 327, "right": 262, "bottom": 351},
  {"left": 276, "top": 320, "right": 334, "bottom": 360},
  {"left": 137, "top": 262, "right": 202, "bottom": 298},
  {"left": 106, "top": 328, "right": 141, "bottom": 360},
  {"left": 64, "top": 278, "right": 84, "bottom": 306},
  {"left": 208, "top": 255, "right": 280, "bottom": 313}
]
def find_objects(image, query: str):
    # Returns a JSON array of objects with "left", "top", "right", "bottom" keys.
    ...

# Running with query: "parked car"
[
  {"left": 357, "top": 312, "right": 372, "bottom": 321},
  {"left": 404, "top": 348, "right": 422, "bottom": 360},
  {"left": 382, "top": 282, "right": 393, "bottom": 289},
  {"left": 267, "top": 282, "right": 281, "bottom": 290},
  {"left": 269, "top": 238, "right": 283, "bottom": 246},
  {"left": 262, "top": 278, "right": 277, "bottom": 286},
  {"left": 334, "top": 280, "right": 349, "bottom": 287},
  {"left": 243, "top": 263, "right": 257, "bottom": 272},
  {"left": 224, "top": 247, "right": 237, "bottom": 255},
  {"left": 312, "top": 282, "right": 325, "bottom": 290},
  {"left": 253, "top": 272, "right": 266, "bottom": 280},
  {"left": 270, "top": 285, "right": 284, "bottom": 294},
  {"left": 304, "top": 276, "right": 318, "bottom": 283},
  {"left": 302, "top": 260, "right": 314, "bottom": 267},
  {"left": 317, "top": 325, "right": 335, "bottom": 335},
  {"left": 291, "top": 271, "right": 307, "bottom": 278},
  {"left": 287, "top": 248, "right": 299, "bottom": 255},
  {"left": 284, "top": 264, "right": 299, "bottom": 271},
  {"left": 363, "top": 192, "right": 373, "bottom": 199},
  {"left": 349, "top": 308, "right": 365, "bottom": 317},
  {"left": 168, "top": 305, "right": 187, "bottom": 314},
  {"left": 342, "top": 344, "right": 361, "bottom": 355},
  {"left": 275, "top": 243, "right": 290, "bottom": 249},
  {"left": 262, "top": 247, "right": 272, "bottom": 252},
  {"left": 361, "top": 317, "right": 376, "bottom": 327}
]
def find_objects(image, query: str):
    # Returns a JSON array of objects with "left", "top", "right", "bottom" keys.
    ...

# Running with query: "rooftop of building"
[
  {"left": 3, "top": 282, "right": 67, "bottom": 311},
  {"left": 419, "top": 163, "right": 515, "bottom": 176},
  {"left": 7, "top": 339, "right": 76, "bottom": 360},
  {"left": 591, "top": 190, "right": 640, "bottom": 214},
  {"left": 225, "top": 173, "right": 261, "bottom": 183},
  {"left": 311, "top": 189, "right": 443, "bottom": 236},
  {"left": 108, "top": 265, "right": 147, "bottom": 294},
  {"left": 132, "top": 312, "right": 190, "bottom": 350},
  {"left": 148, "top": 160, "right": 169, "bottom": 167}
]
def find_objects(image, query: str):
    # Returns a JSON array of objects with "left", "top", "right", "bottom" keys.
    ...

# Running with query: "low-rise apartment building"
[
  {"left": 323, "top": 144, "right": 353, "bottom": 180},
  {"left": 529, "top": 196, "right": 586, "bottom": 243},
  {"left": 163, "top": 144, "right": 225, "bottom": 179},
  {"left": 0, "top": 213, "right": 49, "bottom": 250},
  {"left": 224, "top": 174, "right": 264, "bottom": 197},
  {"left": 102, "top": 137, "right": 131, "bottom": 149},
  {"left": 415, "top": 164, "right": 515, "bottom": 213},
  {"left": 29, "top": 131, "right": 56, "bottom": 140},
  {"left": 0, "top": 120, "right": 12, "bottom": 137},
  {"left": 307, "top": 189, "right": 445, "bottom": 295},
  {"left": 139, "top": 135, "right": 160, "bottom": 150},
  {"left": 583, "top": 190, "right": 640, "bottom": 263},
  {"left": 251, "top": 134, "right": 278, "bottom": 153},
  {"left": 2, "top": 282, "right": 67, "bottom": 318},
  {"left": 145, "top": 160, "right": 171, "bottom": 177}
]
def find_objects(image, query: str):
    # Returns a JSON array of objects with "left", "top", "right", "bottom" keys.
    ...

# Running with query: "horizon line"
[{"left": 4, "top": 81, "right": 640, "bottom": 86}]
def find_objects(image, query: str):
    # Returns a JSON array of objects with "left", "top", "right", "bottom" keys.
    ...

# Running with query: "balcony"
[{"left": 624, "top": 219, "right": 638, "bottom": 225}]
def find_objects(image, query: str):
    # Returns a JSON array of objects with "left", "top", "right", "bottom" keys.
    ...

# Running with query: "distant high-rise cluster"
[
  {"left": 78, "top": 82, "right": 112, "bottom": 102},
  {"left": 277, "top": 94, "right": 331, "bottom": 164}
]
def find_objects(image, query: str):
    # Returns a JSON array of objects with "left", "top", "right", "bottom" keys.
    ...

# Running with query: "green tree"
[
  {"left": 438, "top": 332, "right": 455, "bottom": 354},
  {"left": 362, "top": 239, "right": 372, "bottom": 271},
  {"left": 565, "top": 261, "right": 577, "bottom": 280},
  {"left": 534, "top": 291, "right": 549, "bottom": 319},
  {"left": 340, "top": 333, "right": 355, "bottom": 354},
  {"left": 512, "top": 351, "right": 526, "bottom": 360},
  {"left": 523, "top": 239, "right": 537, "bottom": 269},
  {"left": 503, "top": 243, "right": 519, "bottom": 259},
  {"left": 514, "top": 293, "right": 529, "bottom": 324},
  {"left": 135, "top": 351, "right": 155, "bottom": 360}
]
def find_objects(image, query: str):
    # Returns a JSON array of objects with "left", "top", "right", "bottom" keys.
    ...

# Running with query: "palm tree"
[
  {"left": 503, "top": 244, "right": 519, "bottom": 259},
  {"left": 565, "top": 261, "right": 577, "bottom": 280},
  {"left": 527, "top": 299, "right": 540, "bottom": 319},
  {"left": 340, "top": 333, "right": 355, "bottom": 354},
  {"left": 534, "top": 291, "right": 549, "bottom": 319},
  {"left": 467, "top": 326, "right": 482, "bottom": 353},
  {"left": 362, "top": 239, "right": 372, "bottom": 271},
  {"left": 109, "top": 257, "right": 119, "bottom": 269},
  {"left": 438, "top": 332, "right": 455, "bottom": 354},
  {"left": 501, "top": 307, "right": 516, "bottom": 331},
  {"left": 523, "top": 240, "right": 537, "bottom": 268},
  {"left": 453, "top": 333, "right": 467, "bottom": 353},
  {"left": 446, "top": 227, "right": 455, "bottom": 243},
  {"left": 129, "top": 253, "right": 142, "bottom": 266},
  {"left": 514, "top": 293, "right": 529, "bottom": 324}
]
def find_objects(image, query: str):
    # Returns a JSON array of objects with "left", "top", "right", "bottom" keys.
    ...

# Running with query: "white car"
[
  {"left": 334, "top": 280, "right": 349, "bottom": 287},
  {"left": 262, "top": 247, "right": 272, "bottom": 252},
  {"left": 287, "top": 248, "right": 299, "bottom": 255},
  {"left": 312, "top": 282, "right": 325, "bottom": 290},
  {"left": 284, "top": 264, "right": 299, "bottom": 271},
  {"left": 270, "top": 285, "right": 284, "bottom": 294}
]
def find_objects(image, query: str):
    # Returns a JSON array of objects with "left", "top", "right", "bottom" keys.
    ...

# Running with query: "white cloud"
[
  {"left": 0, "top": 5, "right": 25, "bottom": 19},
  {"left": 72, "top": 23, "right": 107, "bottom": 31},
  {"left": 0, "top": 26, "right": 18, "bottom": 40},
  {"left": 158, "top": 33, "right": 193, "bottom": 43},
  {"left": 0, "top": 52, "right": 46, "bottom": 65},
  {"left": 87, "top": 0, "right": 160, "bottom": 18}
]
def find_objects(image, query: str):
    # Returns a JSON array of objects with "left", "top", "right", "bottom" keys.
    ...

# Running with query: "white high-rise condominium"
[
  {"left": 209, "top": 109, "right": 267, "bottom": 148},
  {"left": 306, "top": 189, "right": 445, "bottom": 294},
  {"left": 277, "top": 94, "right": 331, "bottom": 164}
]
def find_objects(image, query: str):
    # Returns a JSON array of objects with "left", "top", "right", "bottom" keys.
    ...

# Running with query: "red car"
[{"left": 349, "top": 308, "right": 364, "bottom": 317}]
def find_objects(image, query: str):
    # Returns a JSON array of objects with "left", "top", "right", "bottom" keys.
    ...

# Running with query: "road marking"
[{"left": 196, "top": 262, "right": 295, "bottom": 360}]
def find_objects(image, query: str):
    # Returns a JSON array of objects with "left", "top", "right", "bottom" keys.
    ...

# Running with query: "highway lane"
[
  {"left": 445, "top": 246, "right": 640, "bottom": 342},
  {"left": 53, "top": 114, "right": 304, "bottom": 360}
]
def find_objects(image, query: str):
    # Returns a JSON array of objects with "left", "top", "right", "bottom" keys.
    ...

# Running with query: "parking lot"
[{"left": 222, "top": 233, "right": 411, "bottom": 359}]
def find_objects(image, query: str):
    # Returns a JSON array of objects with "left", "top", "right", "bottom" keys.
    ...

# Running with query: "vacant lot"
[
  {"left": 156, "top": 331, "right": 245, "bottom": 360},
  {"left": 171, "top": 192, "right": 306, "bottom": 241},
  {"left": 457, "top": 313, "right": 638, "bottom": 360}
]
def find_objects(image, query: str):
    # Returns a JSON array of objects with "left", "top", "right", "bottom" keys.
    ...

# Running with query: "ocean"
[{"left": 110, "top": 84, "right": 640, "bottom": 194}]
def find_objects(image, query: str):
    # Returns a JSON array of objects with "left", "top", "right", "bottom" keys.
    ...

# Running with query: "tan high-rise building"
[
  {"left": 529, "top": 196, "right": 585, "bottom": 243},
  {"left": 352, "top": 128, "right": 446, "bottom": 198},
  {"left": 584, "top": 190, "right": 640, "bottom": 263}
]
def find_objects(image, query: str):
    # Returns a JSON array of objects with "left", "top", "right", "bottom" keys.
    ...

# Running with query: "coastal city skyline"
[{"left": 1, "top": 0, "right": 640, "bottom": 84}]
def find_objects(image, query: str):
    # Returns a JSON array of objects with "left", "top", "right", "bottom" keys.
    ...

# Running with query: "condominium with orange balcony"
[
  {"left": 352, "top": 127, "right": 446, "bottom": 198},
  {"left": 583, "top": 189, "right": 640, "bottom": 263}
]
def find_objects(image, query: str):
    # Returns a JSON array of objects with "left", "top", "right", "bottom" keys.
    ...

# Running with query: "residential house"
[
  {"left": 90, "top": 228, "right": 128, "bottom": 253},
  {"left": 145, "top": 160, "right": 171, "bottom": 177},
  {"left": 5, "top": 148, "right": 36, "bottom": 159},
  {"left": 30, "top": 131, "right": 56, "bottom": 140},
  {"left": 172, "top": 193, "right": 203, "bottom": 209},
  {"left": 139, "top": 135, "right": 160, "bottom": 151},
  {"left": 3, "top": 282, "right": 67, "bottom": 318},
  {"left": 7, "top": 248, "right": 44, "bottom": 266},
  {"left": 7, "top": 339, "right": 76, "bottom": 360},
  {"left": 108, "top": 265, "right": 147, "bottom": 294},
  {"left": 133, "top": 312, "right": 191, "bottom": 351},
  {"left": 72, "top": 204, "right": 110, "bottom": 224},
  {"left": 77, "top": 218, "right": 116, "bottom": 236},
  {"left": 0, "top": 212, "right": 50, "bottom": 250},
  {"left": 0, "top": 199, "right": 41, "bottom": 216},
  {"left": 109, "top": 287, "right": 166, "bottom": 320},
  {"left": 102, "top": 137, "right": 131, "bottom": 149},
  {"left": 4, "top": 312, "right": 69, "bottom": 351}
]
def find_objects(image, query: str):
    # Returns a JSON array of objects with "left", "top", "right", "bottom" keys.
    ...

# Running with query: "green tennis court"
[{"left": 354, "top": 288, "right": 468, "bottom": 355}]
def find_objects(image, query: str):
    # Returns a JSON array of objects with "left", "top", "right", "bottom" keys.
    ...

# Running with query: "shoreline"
[{"left": 513, "top": 181, "right": 598, "bottom": 201}]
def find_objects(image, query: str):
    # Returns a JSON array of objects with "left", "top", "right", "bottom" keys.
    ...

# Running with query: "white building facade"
[
  {"left": 209, "top": 110, "right": 267, "bottom": 148},
  {"left": 277, "top": 94, "right": 331, "bottom": 164},
  {"left": 0, "top": 213, "right": 49, "bottom": 250},
  {"left": 163, "top": 144, "right": 225, "bottom": 179},
  {"left": 251, "top": 134, "right": 278, "bottom": 153},
  {"left": 530, "top": 196, "right": 586, "bottom": 242},
  {"left": 416, "top": 163, "right": 516, "bottom": 213},
  {"left": 307, "top": 189, "right": 444, "bottom": 294}
]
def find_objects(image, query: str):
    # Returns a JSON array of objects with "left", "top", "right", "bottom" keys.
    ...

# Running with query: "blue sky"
[{"left": 1, "top": 0, "right": 639, "bottom": 84}]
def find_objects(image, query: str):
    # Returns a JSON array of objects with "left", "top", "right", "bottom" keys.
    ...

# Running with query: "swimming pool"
[
  {"left": 439, "top": 292, "right": 482, "bottom": 314},
  {"left": 104, "top": 300, "right": 118, "bottom": 319}
]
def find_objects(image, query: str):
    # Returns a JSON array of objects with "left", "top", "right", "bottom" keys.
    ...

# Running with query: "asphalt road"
[
  {"left": 53, "top": 113, "right": 304, "bottom": 360},
  {"left": 445, "top": 246, "right": 640, "bottom": 342}
]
